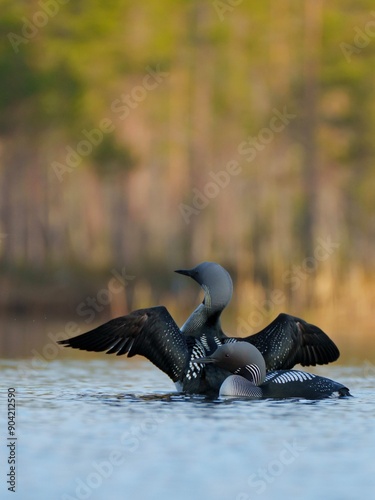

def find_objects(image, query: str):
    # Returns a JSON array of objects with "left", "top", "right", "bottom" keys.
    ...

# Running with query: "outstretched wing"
[
  {"left": 58, "top": 306, "right": 188, "bottom": 382},
  {"left": 242, "top": 313, "right": 340, "bottom": 370}
]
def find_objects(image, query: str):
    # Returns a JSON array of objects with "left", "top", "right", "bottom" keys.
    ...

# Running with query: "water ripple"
[{"left": 0, "top": 359, "right": 374, "bottom": 500}]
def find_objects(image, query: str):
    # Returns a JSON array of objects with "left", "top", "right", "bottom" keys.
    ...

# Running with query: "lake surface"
[{"left": 1, "top": 359, "right": 374, "bottom": 500}]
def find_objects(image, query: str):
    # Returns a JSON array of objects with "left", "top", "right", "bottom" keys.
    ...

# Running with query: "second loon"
[
  {"left": 58, "top": 262, "right": 340, "bottom": 396},
  {"left": 193, "top": 342, "right": 350, "bottom": 399}
]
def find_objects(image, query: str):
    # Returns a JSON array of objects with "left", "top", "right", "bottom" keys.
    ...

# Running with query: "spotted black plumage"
[
  {"left": 246, "top": 314, "right": 340, "bottom": 370},
  {"left": 265, "top": 370, "right": 315, "bottom": 384}
]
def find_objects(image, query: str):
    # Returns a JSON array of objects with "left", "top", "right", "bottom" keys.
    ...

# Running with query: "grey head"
[
  {"left": 175, "top": 261, "right": 233, "bottom": 313},
  {"left": 193, "top": 342, "right": 266, "bottom": 386}
]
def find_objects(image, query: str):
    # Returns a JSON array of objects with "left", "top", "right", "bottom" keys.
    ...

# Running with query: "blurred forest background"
[{"left": 1, "top": 0, "right": 375, "bottom": 360}]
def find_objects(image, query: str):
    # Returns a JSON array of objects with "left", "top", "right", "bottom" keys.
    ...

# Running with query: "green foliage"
[
  {"left": 92, "top": 133, "right": 136, "bottom": 176},
  {"left": 0, "top": 0, "right": 375, "bottom": 305}
]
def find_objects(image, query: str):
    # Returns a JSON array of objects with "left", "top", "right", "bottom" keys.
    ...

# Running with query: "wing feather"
[
  {"left": 58, "top": 306, "right": 188, "bottom": 382},
  {"left": 241, "top": 313, "right": 340, "bottom": 370}
]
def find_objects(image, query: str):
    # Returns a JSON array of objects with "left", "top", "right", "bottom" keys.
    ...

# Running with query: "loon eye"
[{"left": 225, "top": 354, "right": 230, "bottom": 358}]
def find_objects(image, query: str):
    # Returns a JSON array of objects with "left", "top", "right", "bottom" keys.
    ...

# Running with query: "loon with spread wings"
[{"left": 58, "top": 262, "right": 340, "bottom": 395}]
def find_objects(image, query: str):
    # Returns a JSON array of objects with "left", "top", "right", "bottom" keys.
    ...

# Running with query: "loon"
[
  {"left": 58, "top": 261, "right": 340, "bottom": 396},
  {"left": 193, "top": 342, "right": 351, "bottom": 399}
]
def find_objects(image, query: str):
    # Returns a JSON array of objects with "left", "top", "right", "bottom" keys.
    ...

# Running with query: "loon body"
[
  {"left": 194, "top": 342, "right": 351, "bottom": 399},
  {"left": 59, "top": 262, "right": 340, "bottom": 396}
]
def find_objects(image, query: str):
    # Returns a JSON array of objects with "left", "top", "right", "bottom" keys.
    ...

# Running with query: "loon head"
[
  {"left": 175, "top": 261, "right": 233, "bottom": 312},
  {"left": 193, "top": 342, "right": 266, "bottom": 386}
]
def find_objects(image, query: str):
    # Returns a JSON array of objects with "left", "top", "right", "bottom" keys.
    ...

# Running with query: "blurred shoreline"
[{"left": 1, "top": 271, "right": 374, "bottom": 362}]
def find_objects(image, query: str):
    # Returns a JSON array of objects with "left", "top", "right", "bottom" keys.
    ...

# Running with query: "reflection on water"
[{"left": 0, "top": 359, "right": 374, "bottom": 500}]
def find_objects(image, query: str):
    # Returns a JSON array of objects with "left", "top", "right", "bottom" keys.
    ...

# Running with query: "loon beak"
[
  {"left": 192, "top": 356, "right": 216, "bottom": 365},
  {"left": 174, "top": 268, "right": 192, "bottom": 277}
]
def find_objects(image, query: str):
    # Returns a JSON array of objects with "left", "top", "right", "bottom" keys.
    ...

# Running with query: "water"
[{"left": 1, "top": 359, "right": 374, "bottom": 500}]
